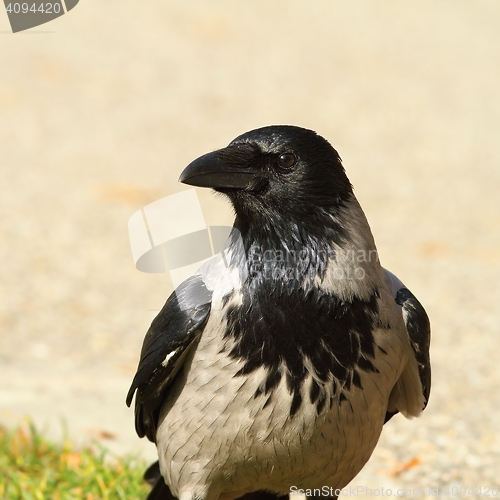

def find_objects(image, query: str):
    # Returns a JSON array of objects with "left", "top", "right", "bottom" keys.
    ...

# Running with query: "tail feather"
[
  {"left": 143, "top": 461, "right": 290, "bottom": 500},
  {"left": 144, "top": 461, "right": 176, "bottom": 500}
]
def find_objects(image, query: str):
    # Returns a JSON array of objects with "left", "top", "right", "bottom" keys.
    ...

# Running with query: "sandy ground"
[{"left": 1, "top": 0, "right": 499, "bottom": 494}]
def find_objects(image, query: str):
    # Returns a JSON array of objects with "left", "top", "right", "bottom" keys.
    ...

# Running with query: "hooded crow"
[{"left": 126, "top": 125, "right": 431, "bottom": 500}]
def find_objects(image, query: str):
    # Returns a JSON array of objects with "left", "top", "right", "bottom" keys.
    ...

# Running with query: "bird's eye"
[{"left": 278, "top": 153, "right": 296, "bottom": 169}]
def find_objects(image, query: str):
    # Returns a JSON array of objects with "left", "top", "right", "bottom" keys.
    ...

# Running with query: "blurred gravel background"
[{"left": 1, "top": 0, "right": 499, "bottom": 494}]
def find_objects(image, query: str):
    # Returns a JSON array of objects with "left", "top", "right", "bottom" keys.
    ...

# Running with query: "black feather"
[
  {"left": 126, "top": 274, "right": 212, "bottom": 441},
  {"left": 384, "top": 287, "right": 431, "bottom": 423},
  {"left": 395, "top": 287, "right": 432, "bottom": 408}
]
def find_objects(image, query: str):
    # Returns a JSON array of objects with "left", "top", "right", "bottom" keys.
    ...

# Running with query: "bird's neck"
[{"left": 228, "top": 194, "right": 381, "bottom": 301}]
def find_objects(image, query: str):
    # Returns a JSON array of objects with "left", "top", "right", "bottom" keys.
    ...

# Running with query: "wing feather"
[
  {"left": 384, "top": 270, "right": 431, "bottom": 421},
  {"left": 126, "top": 274, "right": 212, "bottom": 441},
  {"left": 396, "top": 287, "right": 431, "bottom": 408}
]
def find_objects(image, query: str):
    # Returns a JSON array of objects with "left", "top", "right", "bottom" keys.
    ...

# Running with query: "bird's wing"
[
  {"left": 384, "top": 269, "right": 431, "bottom": 421},
  {"left": 126, "top": 273, "right": 212, "bottom": 442}
]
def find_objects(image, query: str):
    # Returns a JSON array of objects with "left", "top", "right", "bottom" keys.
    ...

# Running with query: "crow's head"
[{"left": 179, "top": 126, "right": 353, "bottom": 228}]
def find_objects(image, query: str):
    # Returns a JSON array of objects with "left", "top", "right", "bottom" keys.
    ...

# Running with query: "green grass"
[{"left": 0, "top": 422, "right": 150, "bottom": 500}]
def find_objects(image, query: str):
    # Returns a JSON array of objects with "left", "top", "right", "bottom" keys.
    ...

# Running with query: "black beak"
[{"left": 179, "top": 147, "right": 258, "bottom": 189}]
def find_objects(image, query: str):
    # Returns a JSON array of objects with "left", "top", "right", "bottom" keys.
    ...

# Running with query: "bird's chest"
[
  {"left": 222, "top": 286, "right": 388, "bottom": 417},
  {"left": 157, "top": 290, "right": 407, "bottom": 494}
]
